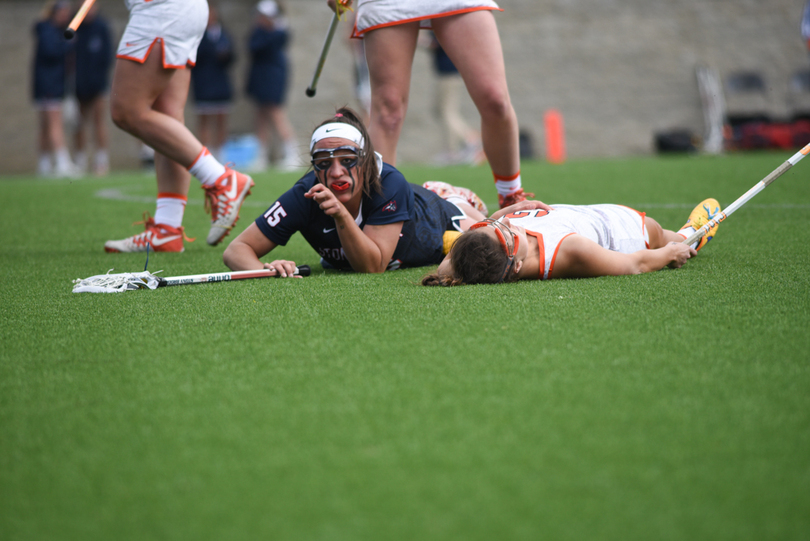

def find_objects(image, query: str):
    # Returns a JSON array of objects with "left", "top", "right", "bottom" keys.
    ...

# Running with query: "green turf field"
[{"left": 2, "top": 153, "right": 809, "bottom": 540}]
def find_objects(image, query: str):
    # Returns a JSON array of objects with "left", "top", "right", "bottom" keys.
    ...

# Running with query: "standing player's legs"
[
  {"left": 362, "top": 22, "right": 421, "bottom": 165},
  {"left": 110, "top": 52, "right": 203, "bottom": 168},
  {"left": 107, "top": 48, "right": 253, "bottom": 250},
  {"left": 432, "top": 11, "right": 528, "bottom": 208}
]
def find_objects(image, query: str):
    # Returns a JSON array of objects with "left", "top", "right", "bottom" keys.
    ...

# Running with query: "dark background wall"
[{"left": 2, "top": 0, "right": 808, "bottom": 174}]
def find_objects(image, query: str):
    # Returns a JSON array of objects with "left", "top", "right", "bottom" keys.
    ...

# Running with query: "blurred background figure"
[
  {"left": 191, "top": 3, "right": 235, "bottom": 164},
  {"left": 803, "top": 1, "right": 810, "bottom": 56},
  {"left": 32, "top": 0, "right": 77, "bottom": 178},
  {"left": 427, "top": 32, "right": 483, "bottom": 165},
  {"left": 246, "top": 0, "right": 300, "bottom": 172},
  {"left": 72, "top": 2, "right": 112, "bottom": 176}
]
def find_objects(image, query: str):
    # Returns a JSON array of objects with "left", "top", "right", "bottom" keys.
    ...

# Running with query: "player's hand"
[
  {"left": 264, "top": 260, "right": 301, "bottom": 278},
  {"left": 305, "top": 183, "right": 350, "bottom": 220},
  {"left": 666, "top": 242, "right": 697, "bottom": 268}
]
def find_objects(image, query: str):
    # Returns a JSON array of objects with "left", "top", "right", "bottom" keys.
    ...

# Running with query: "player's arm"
[
  {"left": 551, "top": 235, "right": 696, "bottom": 278},
  {"left": 334, "top": 217, "right": 404, "bottom": 273},
  {"left": 223, "top": 223, "right": 280, "bottom": 271}
]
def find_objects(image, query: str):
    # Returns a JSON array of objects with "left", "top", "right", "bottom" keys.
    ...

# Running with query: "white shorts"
[
  {"left": 352, "top": 0, "right": 501, "bottom": 38},
  {"left": 117, "top": 0, "right": 208, "bottom": 69}
]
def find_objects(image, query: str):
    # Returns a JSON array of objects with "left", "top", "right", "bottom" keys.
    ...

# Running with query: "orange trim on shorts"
[
  {"left": 493, "top": 170, "right": 521, "bottom": 182},
  {"left": 351, "top": 7, "right": 502, "bottom": 38},
  {"left": 526, "top": 231, "right": 544, "bottom": 280},
  {"left": 549, "top": 232, "right": 576, "bottom": 280},
  {"left": 116, "top": 38, "right": 194, "bottom": 70},
  {"left": 187, "top": 147, "right": 211, "bottom": 170},
  {"left": 157, "top": 192, "right": 188, "bottom": 202}
]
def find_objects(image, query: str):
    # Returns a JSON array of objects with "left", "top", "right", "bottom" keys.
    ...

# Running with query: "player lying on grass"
[
  {"left": 421, "top": 198, "right": 721, "bottom": 286},
  {"left": 223, "top": 107, "right": 524, "bottom": 275}
]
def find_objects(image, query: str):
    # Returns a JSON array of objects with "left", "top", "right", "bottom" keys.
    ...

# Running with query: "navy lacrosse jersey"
[{"left": 254, "top": 164, "right": 464, "bottom": 270}]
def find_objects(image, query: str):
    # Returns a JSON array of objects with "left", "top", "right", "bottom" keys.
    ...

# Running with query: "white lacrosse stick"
[{"left": 73, "top": 266, "right": 311, "bottom": 293}]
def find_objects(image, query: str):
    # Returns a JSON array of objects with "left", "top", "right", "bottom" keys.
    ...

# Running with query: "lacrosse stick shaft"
[
  {"left": 306, "top": 12, "right": 339, "bottom": 97},
  {"left": 64, "top": 0, "right": 97, "bottom": 39},
  {"left": 683, "top": 143, "right": 810, "bottom": 246},
  {"left": 157, "top": 265, "right": 311, "bottom": 287}
]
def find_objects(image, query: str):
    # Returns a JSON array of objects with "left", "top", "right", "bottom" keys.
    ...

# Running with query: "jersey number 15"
[{"left": 264, "top": 201, "right": 287, "bottom": 227}]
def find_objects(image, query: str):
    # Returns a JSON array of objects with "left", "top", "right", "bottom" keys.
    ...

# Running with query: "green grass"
[{"left": 1, "top": 153, "right": 809, "bottom": 540}]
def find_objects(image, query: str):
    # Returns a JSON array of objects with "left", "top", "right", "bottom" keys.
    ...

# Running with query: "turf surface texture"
[{"left": 1, "top": 153, "right": 809, "bottom": 540}]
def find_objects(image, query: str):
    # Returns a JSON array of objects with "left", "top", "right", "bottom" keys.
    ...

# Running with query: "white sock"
[
  {"left": 54, "top": 147, "right": 73, "bottom": 170},
  {"left": 155, "top": 193, "right": 187, "bottom": 228},
  {"left": 494, "top": 173, "right": 522, "bottom": 196},
  {"left": 188, "top": 147, "right": 226, "bottom": 186},
  {"left": 677, "top": 226, "right": 699, "bottom": 249}
]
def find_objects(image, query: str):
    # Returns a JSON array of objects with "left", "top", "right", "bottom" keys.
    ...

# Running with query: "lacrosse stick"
[
  {"left": 306, "top": 12, "right": 340, "bottom": 97},
  {"left": 64, "top": 0, "right": 97, "bottom": 39},
  {"left": 682, "top": 143, "right": 810, "bottom": 247},
  {"left": 73, "top": 265, "right": 311, "bottom": 293}
]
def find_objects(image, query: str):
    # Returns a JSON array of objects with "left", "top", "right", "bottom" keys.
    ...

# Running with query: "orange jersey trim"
[
  {"left": 116, "top": 38, "right": 194, "bottom": 69},
  {"left": 548, "top": 232, "right": 577, "bottom": 280},
  {"left": 351, "top": 7, "right": 502, "bottom": 38},
  {"left": 526, "top": 231, "right": 544, "bottom": 280}
]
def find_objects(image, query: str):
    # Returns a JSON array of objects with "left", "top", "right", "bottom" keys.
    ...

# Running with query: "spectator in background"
[
  {"left": 191, "top": 4, "right": 235, "bottom": 164},
  {"left": 32, "top": 0, "right": 77, "bottom": 178},
  {"left": 73, "top": 2, "right": 113, "bottom": 176},
  {"left": 246, "top": 0, "right": 300, "bottom": 172},
  {"left": 428, "top": 33, "right": 483, "bottom": 165},
  {"left": 803, "top": 1, "right": 810, "bottom": 54}
]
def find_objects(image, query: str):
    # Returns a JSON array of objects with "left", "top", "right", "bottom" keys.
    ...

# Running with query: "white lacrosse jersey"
[
  {"left": 352, "top": 0, "right": 501, "bottom": 38},
  {"left": 506, "top": 204, "right": 649, "bottom": 280},
  {"left": 118, "top": 0, "right": 208, "bottom": 68}
]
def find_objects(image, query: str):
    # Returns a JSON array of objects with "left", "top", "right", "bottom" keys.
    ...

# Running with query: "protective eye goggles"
[
  {"left": 310, "top": 146, "right": 364, "bottom": 172},
  {"left": 469, "top": 217, "right": 520, "bottom": 283}
]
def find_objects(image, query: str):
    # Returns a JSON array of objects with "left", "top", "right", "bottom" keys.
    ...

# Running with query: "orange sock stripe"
[
  {"left": 493, "top": 170, "right": 521, "bottom": 182},
  {"left": 187, "top": 147, "right": 211, "bottom": 170},
  {"left": 157, "top": 192, "right": 188, "bottom": 202}
]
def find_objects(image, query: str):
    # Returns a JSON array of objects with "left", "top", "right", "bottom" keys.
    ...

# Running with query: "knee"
[
  {"left": 373, "top": 90, "right": 408, "bottom": 133},
  {"left": 110, "top": 98, "right": 137, "bottom": 133},
  {"left": 476, "top": 86, "right": 513, "bottom": 122}
]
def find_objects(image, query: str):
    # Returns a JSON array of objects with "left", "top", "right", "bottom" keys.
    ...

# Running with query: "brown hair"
[
  {"left": 312, "top": 106, "right": 382, "bottom": 196},
  {"left": 421, "top": 229, "right": 519, "bottom": 286}
]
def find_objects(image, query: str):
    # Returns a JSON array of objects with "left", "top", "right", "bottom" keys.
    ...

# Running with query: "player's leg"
[
  {"left": 432, "top": 11, "right": 527, "bottom": 207},
  {"left": 268, "top": 105, "right": 300, "bottom": 170},
  {"left": 362, "top": 22, "right": 421, "bottom": 165},
  {"left": 110, "top": 52, "right": 203, "bottom": 167}
]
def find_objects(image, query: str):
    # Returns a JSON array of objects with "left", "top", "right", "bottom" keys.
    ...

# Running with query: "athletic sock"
[
  {"left": 37, "top": 153, "right": 52, "bottom": 176},
  {"left": 188, "top": 147, "right": 227, "bottom": 186},
  {"left": 677, "top": 226, "right": 699, "bottom": 250},
  {"left": 94, "top": 149, "right": 109, "bottom": 171},
  {"left": 154, "top": 193, "right": 187, "bottom": 229},
  {"left": 74, "top": 151, "right": 88, "bottom": 173},
  {"left": 54, "top": 147, "right": 74, "bottom": 171},
  {"left": 493, "top": 171, "right": 522, "bottom": 196}
]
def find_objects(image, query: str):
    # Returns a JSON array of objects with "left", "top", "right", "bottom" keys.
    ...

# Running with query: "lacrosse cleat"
[
  {"left": 203, "top": 167, "right": 255, "bottom": 245},
  {"left": 422, "top": 181, "right": 489, "bottom": 215},
  {"left": 498, "top": 188, "right": 535, "bottom": 209},
  {"left": 682, "top": 198, "right": 721, "bottom": 251},
  {"left": 104, "top": 213, "right": 192, "bottom": 253}
]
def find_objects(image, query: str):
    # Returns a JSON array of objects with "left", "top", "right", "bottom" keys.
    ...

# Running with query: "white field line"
[{"left": 94, "top": 188, "right": 810, "bottom": 211}]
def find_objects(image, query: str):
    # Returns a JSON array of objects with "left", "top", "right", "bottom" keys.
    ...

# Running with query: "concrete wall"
[{"left": 2, "top": 0, "right": 808, "bottom": 174}]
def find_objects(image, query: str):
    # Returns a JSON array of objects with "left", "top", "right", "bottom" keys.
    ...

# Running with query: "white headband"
[{"left": 310, "top": 123, "right": 365, "bottom": 152}]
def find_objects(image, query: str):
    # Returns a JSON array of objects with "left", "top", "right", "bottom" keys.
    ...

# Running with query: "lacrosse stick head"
[{"left": 72, "top": 270, "right": 161, "bottom": 293}]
